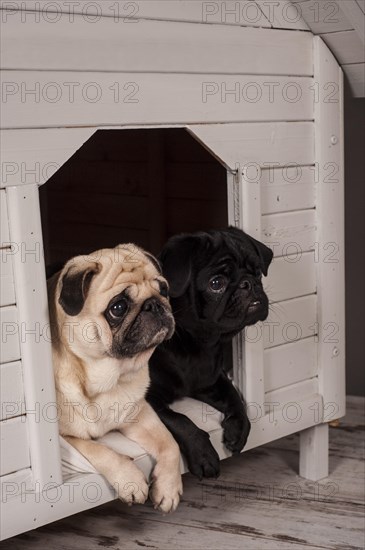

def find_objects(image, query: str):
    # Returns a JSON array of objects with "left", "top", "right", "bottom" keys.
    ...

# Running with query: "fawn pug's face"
[{"left": 53, "top": 245, "right": 174, "bottom": 366}]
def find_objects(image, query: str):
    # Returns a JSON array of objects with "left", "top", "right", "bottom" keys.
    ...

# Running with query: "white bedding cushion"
[{"left": 60, "top": 397, "right": 223, "bottom": 482}]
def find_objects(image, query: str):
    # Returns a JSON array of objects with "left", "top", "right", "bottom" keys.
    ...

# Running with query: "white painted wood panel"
[
  {"left": 239, "top": 170, "right": 265, "bottom": 408},
  {"left": 1, "top": 123, "right": 315, "bottom": 187},
  {"left": 1, "top": 18, "right": 314, "bottom": 73},
  {"left": 0, "top": 1, "right": 272, "bottom": 27},
  {"left": 1, "top": 72, "right": 314, "bottom": 129},
  {"left": 313, "top": 37, "right": 345, "bottom": 418},
  {"left": 299, "top": 423, "right": 329, "bottom": 481},
  {"left": 265, "top": 377, "right": 319, "bottom": 407},
  {"left": 264, "top": 251, "right": 316, "bottom": 302},
  {"left": 245, "top": 294, "right": 317, "bottom": 349},
  {"left": 261, "top": 209, "right": 317, "bottom": 258},
  {"left": 343, "top": 63, "right": 365, "bottom": 96},
  {"left": 190, "top": 122, "right": 315, "bottom": 171},
  {"left": 126, "top": 0, "right": 272, "bottom": 26},
  {"left": 256, "top": 0, "right": 309, "bottom": 30},
  {"left": 321, "top": 30, "right": 365, "bottom": 64},
  {"left": 0, "top": 128, "right": 96, "bottom": 188},
  {"left": 0, "top": 468, "right": 33, "bottom": 501},
  {"left": 357, "top": 0, "right": 365, "bottom": 14},
  {"left": 0, "top": 417, "right": 30, "bottom": 476},
  {"left": 296, "top": 0, "right": 354, "bottom": 34},
  {"left": 0, "top": 190, "right": 10, "bottom": 244},
  {"left": 227, "top": 172, "right": 246, "bottom": 402},
  {"left": 264, "top": 337, "right": 318, "bottom": 392},
  {"left": 0, "top": 249, "right": 15, "bottom": 306},
  {"left": 7, "top": 184, "right": 63, "bottom": 488},
  {"left": 260, "top": 166, "right": 316, "bottom": 214},
  {"left": 335, "top": 0, "right": 365, "bottom": 45},
  {"left": 0, "top": 361, "right": 24, "bottom": 421},
  {"left": 0, "top": 306, "right": 20, "bottom": 364}
]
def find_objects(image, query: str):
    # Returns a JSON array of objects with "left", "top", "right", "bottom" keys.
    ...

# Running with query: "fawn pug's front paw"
[
  {"left": 150, "top": 461, "right": 183, "bottom": 513},
  {"left": 110, "top": 459, "right": 149, "bottom": 505}
]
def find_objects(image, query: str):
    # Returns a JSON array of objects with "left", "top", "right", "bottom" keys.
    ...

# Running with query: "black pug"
[{"left": 147, "top": 227, "right": 273, "bottom": 479}]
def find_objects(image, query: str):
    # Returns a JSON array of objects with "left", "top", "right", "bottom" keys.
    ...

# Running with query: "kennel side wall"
[{"left": 0, "top": 7, "right": 345, "bottom": 539}]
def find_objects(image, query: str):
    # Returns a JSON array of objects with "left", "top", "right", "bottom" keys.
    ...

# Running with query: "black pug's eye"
[
  {"left": 109, "top": 299, "right": 128, "bottom": 318},
  {"left": 208, "top": 275, "right": 227, "bottom": 293}
]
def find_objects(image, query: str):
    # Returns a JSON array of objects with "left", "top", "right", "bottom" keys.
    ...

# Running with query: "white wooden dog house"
[{"left": 0, "top": 1, "right": 348, "bottom": 540}]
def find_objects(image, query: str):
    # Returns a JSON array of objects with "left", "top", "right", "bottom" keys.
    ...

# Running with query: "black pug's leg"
[
  {"left": 193, "top": 374, "right": 251, "bottom": 454},
  {"left": 147, "top": 396, "right": 220, "bottom": 480}
]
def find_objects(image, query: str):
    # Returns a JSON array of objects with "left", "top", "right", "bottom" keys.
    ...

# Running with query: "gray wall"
[{"left": 344, "top": 82, "right": 365, "bottom": 396}]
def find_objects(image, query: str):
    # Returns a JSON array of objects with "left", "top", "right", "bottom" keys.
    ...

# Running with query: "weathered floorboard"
[{"left": 1, "top": 396, "right": 364, "bottom": 550}]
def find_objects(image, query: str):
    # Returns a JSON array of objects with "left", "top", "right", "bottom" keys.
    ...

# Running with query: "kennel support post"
[{"left": 298, "top": 37, "right": 345, "bottom": 482}]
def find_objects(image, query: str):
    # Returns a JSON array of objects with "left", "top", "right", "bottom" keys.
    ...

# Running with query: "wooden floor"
[{"left": 2, "top": 396, "right": 364, "bottom": 550}]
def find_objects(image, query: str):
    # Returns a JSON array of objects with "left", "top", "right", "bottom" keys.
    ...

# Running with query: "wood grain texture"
[
  {"left": 190, "top": 122, "right": 315, "bottom": 171},
  {"left": 0, "top": 361, "right": 24, "bottom": 421},
  {"left": 296, "top": 0, "right": 354, "bottom": 34},
  {"left": 259, "top": 293, "right": 317, "bottom": 349},
  {"left": 1, "top": 396, "right": 362, "bottom": 549},
  {"left": 260, "top": 166, "right": 316, "bottom": 215},
  {"left": 0, "top": 249, "right": 15, "bottom": 307},
  {"left": 300, "top": 423, "right": 329, "bottom": 481},
  {"left": 264, "top": 251, "right": 316, "bottom": 302},
  {"left": 265, "top": 377, "right": 319, "bottom": 406},
  {"left": 239, "top": 169, "right": 265, "bottom": 408},
  {"left": 0, "top": 1, "right": 272, "bottom": 27},
  {"left": 1, "top": 17, "right": 313, "bottom": 73},
  {"left": 313, "top": 37, "right": 346, "bottom": 419},
  {"left": 334, "top": 0, "right": 365, "bottom": 46},
  {"left": 343, "top": 63, "right": 365, "bottom": 96},
  {"left": 0, "top": 306, "right": 20, "bottom": 364},
  {"left": 261, "top": 209, "right": 316, "bottom": 258},
  {"left": 256, "top": 0, "right": 309, "bottom": 30},
  {"left": 264, "top": 337, "right": 317, "bottom": 392},
  {"left": 0, "top": 417, "right": 30, "bottom": 476},
  {"left": 1, "top": 72, "right": 314, "bottom": 129},
  {"left": 357, "top": 0, "right": 365, "bottom": 14},
  {"left": 7, "top": 185, "right": 63, "bottom": 488},
  {"left": 0, "top": 128, "right": 95, "bottom": 188},
  {"left": 0, "top": 191, "right": 10, "bottom": 244},
  {"left": 321, "top": 30, "right": 365, "bottom": 64}
]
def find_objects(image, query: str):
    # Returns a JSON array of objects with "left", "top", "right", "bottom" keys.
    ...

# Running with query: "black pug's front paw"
[
  {"left": 222, "top": 414, "right": 251, "bottom": 454},
  {"left": 184, "top": 430, "right": 220, "bottom": 480}
]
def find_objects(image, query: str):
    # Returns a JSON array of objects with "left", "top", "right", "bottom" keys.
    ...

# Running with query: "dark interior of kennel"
[{"left": 39, "top": 128, "right": 228, "bottom": 270}]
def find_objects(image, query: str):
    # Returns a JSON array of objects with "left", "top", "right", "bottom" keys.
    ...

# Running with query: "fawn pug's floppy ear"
[{"left": 59, "top": 262, "right": 100, "bottom": 316}]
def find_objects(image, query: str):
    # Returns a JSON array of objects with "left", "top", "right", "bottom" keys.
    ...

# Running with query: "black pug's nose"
[
  {"left": 239, "top": 279, "right": 252, "bottom": 292},
  {"left": 142, "top": 297, "right": 164, "bottom": 315}
]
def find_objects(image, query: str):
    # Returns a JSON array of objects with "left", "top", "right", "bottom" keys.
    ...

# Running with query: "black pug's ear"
[
  {"left": 59, "top": 264, "right": 99, "bottom": 316},
  {"left": 159, "top": 235, "right": 200, "bottom": 298},
  {"left": 226, "top": 226, "right": 273, "bottom": 276},
  {"left": 249, "top": 235, "right": 273, "bottom": 276}
]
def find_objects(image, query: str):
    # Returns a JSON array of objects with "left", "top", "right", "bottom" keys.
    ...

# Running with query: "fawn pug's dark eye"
[
  {"left": 109, "top": 299, "right": 128, "bottom": 318},
  {"left": 208, "top": 275, "right": 227, "bottom": 293},
  {"left": 158, "top": 281, "right": 169, "bottom": 298}
]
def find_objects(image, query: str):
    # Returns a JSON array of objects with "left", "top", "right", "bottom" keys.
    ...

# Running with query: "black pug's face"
[{"left": 159, "top": 227, "right": 273, "bottom": 339}]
